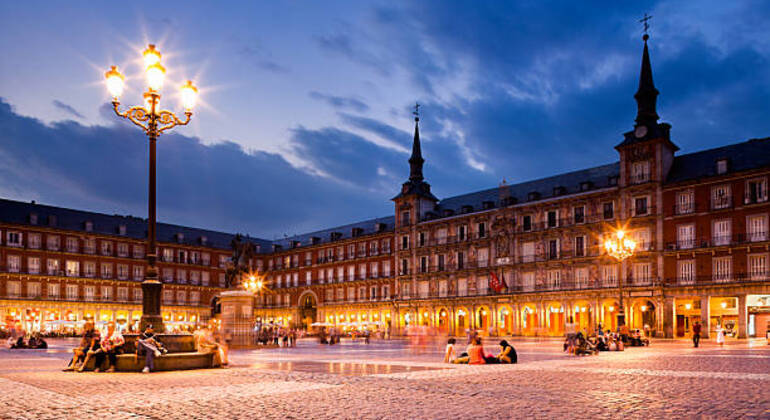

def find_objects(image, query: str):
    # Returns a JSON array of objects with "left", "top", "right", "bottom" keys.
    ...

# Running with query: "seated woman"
[
  {"left": 93, "top": 322, "right": 124, "bottom": 372},
  {"left": 77, "top": 329, "right": 102, "bottom": 372},
  {"left": 63, "top": 322, "right": 97, "bottom": 371},
  {"left": 496, "top": 340, "right": 517, "bottom": 364},
  {"left": 136, "top": 325, "right": 165, "bottom": 373},
  {"left": 443, "top": 338, "right": 457, "bottom": 363},
  {"left": 468, "top": 337, "right": 486, "bottom": 365},
  {"left": 10, "top": 336, "right": 26, "bottom": 349}
]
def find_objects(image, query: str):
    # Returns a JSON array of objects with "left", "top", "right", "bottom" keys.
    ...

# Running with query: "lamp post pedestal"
[{"left": 141, "top": 280, "right": 163, "bottom": 332}]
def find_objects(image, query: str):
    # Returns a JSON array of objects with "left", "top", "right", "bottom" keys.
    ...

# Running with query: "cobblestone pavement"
[{"left": 1, "top": 337, "right": 769, "bottom": 419}]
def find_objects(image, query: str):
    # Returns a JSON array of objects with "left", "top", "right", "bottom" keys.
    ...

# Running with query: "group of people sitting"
[
  {"left": 63, "top": 321, "right": 125, "bottom": 372},
  {"left": 256, "top": 326, "right": 298, "bottom": 347},
  {"left": 8, "top": 333, "right": 48, "bottom": 349},
  {"left": 444, "top": 337, "right": 518, "bottom": 364},
  {"left": 564, "top": 326, "right": 651, "bottom": 355}
]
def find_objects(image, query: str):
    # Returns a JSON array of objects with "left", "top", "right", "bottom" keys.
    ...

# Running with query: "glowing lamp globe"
[
  {"left": 142, "top": 44, "right": 162, "bottom": 69},
  {"left": 146, "top": 62, "right": 166, "bottom": 90},
  {"left": 180, "top": 80, "right": 198, "bottom": 110},
  {"left": 104, "top": 66, "right": 125, "bottom": 98}
]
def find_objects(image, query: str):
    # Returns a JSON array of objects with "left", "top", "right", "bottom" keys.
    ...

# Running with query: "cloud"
[
  {"left": 308, "top": 91, "right": 369, "bottom": 113},
  {"left": 237, "top": 45, "right": 291, "bottom": 74},
  {"left": 52, "top": 100, "right": 84, "bottom": 119},
  {"left": 0, "top": 98, "right": 392, "bottom": 238}
]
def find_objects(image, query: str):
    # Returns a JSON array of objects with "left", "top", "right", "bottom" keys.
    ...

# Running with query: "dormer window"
[
  {"left": 175, "top": 233, "right": 184, "bottom": 243},
  {"left": 84, "top": 221, "right": 93, "bottom": 232},
  {"left": 29, "top": 213, "right": 38, "bottom": 225},
  {"left": 48, "top": 215, "right": 57, "bottom": 226},
  {"left": 552, "top": 187, "right": 566, "bottom": 196},
  {"left": 631, "top": 161, "right": 650, "bottom": 183},
  {"left": 716, "top": 159, "right": 728, "bottom": 175},
  {"left": 200, "top": 236, "right": 208, "bottom": 245},
  {"left": 608, "top": 176, "right": 619, "bottom": 186},
  {"left": 527, "top": 192, "right": 541, "bottom": 201},
  {"left": 579, "top": 181, "right": 593, "bottom": 192},
  {"left": 118, "top": 225, "right": 127, "bottom": 236}
]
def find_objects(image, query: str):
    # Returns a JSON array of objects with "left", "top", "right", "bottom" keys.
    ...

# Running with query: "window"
[
  {"left": 163, "top": 290, "right": 173, "bottom": 303},
  {"left": 437, "top": 254, "right": 445, "bottom": 271},
  {"left": 678, "top": 260, "right": 695, "bottom": 284},
  {"left": 46, "top": 235, "right": 60, "bottom": 251},
  {"left": 574, "top": 267, "right": 588, "bottom": 289},
  {"left": 547, "top": 239, "right": 559, "bottom": 260},
  {"left": 83, "top": 286, "right": 95, "bottom": 301},
  {"left": 420, "top": 256, "right": 428, "bottom": 273},
  {"left": 25, "top": 282, "right": 40, "bottom": 298},
  {"left": 401, "top": 235, "right": 409, "bottom": 250},
  {"left": 634, "top": 197, "right": 648, "bottom": 216},
  {"left": 749, "top": 254, "right": 767, "bottom": 280},
  {"left": 631, "top": 161, "right": 650, "bottom": 183},
  {"left": 574, "top": 236, "right": 585, "bottom": 257},
  {"left": 336, "top": 288, "right": 344, "bottom": 301},
  {"left": 28, "top": 233, "right": 40, "bottom": 249},
  {"left": 746, "top": 178, "right": 768, "bottom": 204},
  {"left": 6, "top": 231, "right": 22, "bottom": 247},
  {"left": 190, "top": 270, "right": 200, "bottom": 285},
  {"left": 47, "top": 259, "right": 60, "bottom": 275},
  {"left": 201, "top": 272, "right": 209, "bottom": 286},
  {"left": 716, "top": 159, "right": 728, "bottom": 174},
  {"left": 66, "top": 237, "right": 78, "bottom": 253},
  {"left": 177, "top": 269, "right": 187, "bottom": 283},
  {"left": 117, "top": 287, "right": 128, "bottom": 301},
  {"left": 418, "top": 281, "right": 429, "bottom": 298},
  {"left": 65, "top": 260, "right": 79, "bottom": 277},
  {"left": 347, "top": 265, "right": 355, "bottom": 281},
  {"left": 371, "top": 262, "right": 379, "bottom": 278},
  {"left": 632, "top": 263, "right": 652, "bottom": 285},
  {"left": 522, "top": 215, "right": 532, "bottom": 232},
  {"left": 437, "top": 228, "right": 447, "bottom": 245},
  {"left": 83, "top": 238, "right": 95, "bottom": 254},
  {"left": 381, "top": 240, "right": 390, "bottom": 253},
  {"left": 401, "top": 211, "right": 410, "bottom": 226},
  {"left": 190, "top": 291, "right": 200, "bottom": 305},
  {"left": 162, "top": 268, "right": 173, "bottom": 283},
  {"left": 603, "top": 202, "right": 614, "bottom": 220},
  {"left": 546, "top": 270, "right": 560, "bottom": 289},
  {"left": 7, "top": 281, "right": 21, "bottom": 297},
  {"left": 176, "top": 291, "right": 186, "bottom": 305},
  {"left": 676, "top": 191, "right": 694, "bottom": 214},
  {"left": 101, "top": 286, "right": 113, "bottom": 301},
  {"left": 677, "top": 224, "right": 695, "bottom": 249},
  {"left": 305, "top": 271, "right": 312, "bottom": 285},
  {"left": 477, "top": 248, "right": 489, "bottom": 268},
  {"left": 458, "top": 225, "right": 467, "bottom": 240},
  {"left": 711, "top": 185, "right": 731, "bottom": 210},
  {"left": 347, "top": 287, "right": 355, "bottom": 301},
  {"left": 101, "top": 263, "right": 113, "bottom": 279},
  {"left": 117, "top": 264, "right": 129, "bottom": 280},
  {"left": 101, "top": 241, "right": 113, "bottom": 256},
  {"left": 400, "top": 259, "right": 409, "bottom": 275},
  {"left": 48, "top": 283, "right": 60, "bottom": 298},
  {"left": 201, "top": 253, "right": 210, "bottom": 265},
  {"left": 84, "top": 261, "right": 96, "bottom": 277},
  {"left": 133, "top": 245, "right": 144, "bottom": 258},
  {"left": 522, "top": 272, "right": 535, "bottom": 292},
  {"left": 293, "top": 272, "right": 299, "bottom": 287},
  {"left": 713, "top": 219, "right": 731, "bottom": 246},
  {"left": 477, "top": 222, "right": 487, "bottom": 238},
  {"left": 747, "top": 214, "right": 768, "bottom": 242},
  {"left": 521, "top": 242, "right": 535, "bottom": 263},
  {"left": 6, "top": 255, "right": 20, "bottom": 273},
  {"left": 133, "top": 288, "right": 142, "bottom": 302},
  {"left": 457, "top": 252, "right": 465, "bottom": 269},
  {"left": 219, "top": 255, "right": 228, "bottom": 268},
  {"left": 573, "top": 206, "right": 585, "bottom": 224},
  {"left": 382, "top": 285, "right": 390, "bottom": 299},
  {"left": 28, "top": 257, "right": 40, "bottom": 274},
  {"left": 713, "top": 257, "right": 731, "bottom": 282},
  {"left": 370, "top": 286, "right": 377, "bottom": 300},
  {"left": 418, "top": 232, "right": 426, "bottom": 247},
  {"left": 358, "top": 286, "right": 366, "bottom": 300},
  {"left": 370, "top": 242, "right": 378, "bottom": 255},
  {"left": 547, "top": 210, "right": 558, "bottom": 228},
  {"left": 631, "top": 229, "right": 651, "bottom": 251},
  {"left": 601, "top": 265, "right": 618, "bottom": 286},
  {"left": 66, "top": 284, "right": 78, "bottom": 300},
  {"left": 117, "top": 243, "right": 129, "bottom": 257},
  {"left": 133, "top": 266, "right": 144, "bottom": 281}
]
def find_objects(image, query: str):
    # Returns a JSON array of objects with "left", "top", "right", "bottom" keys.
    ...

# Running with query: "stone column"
[
  {"left": 663, "top": 297, "right": 675, "bottom": 338},
  {"left": 219, "top": 290, "right": 254, "bottom": 348},
  {"left": 492, "top": 303, "right": 498, "bottom": 336},
  {"left": 700, "top": 295, "right": 710, "bottom": 339},
  {"left": 513, "top": 303, "right": 520, "bottom": 336},
  {"left": 737, "top": 294, "right": 748, "bottom": 339}
]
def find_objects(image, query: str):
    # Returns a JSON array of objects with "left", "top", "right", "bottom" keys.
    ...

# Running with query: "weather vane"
[
  {"left": 413, "top": 102, "right": 420, "bottom": 120},
  {"left": 640, "top": 13, "right": 652, "bottom": 39}
]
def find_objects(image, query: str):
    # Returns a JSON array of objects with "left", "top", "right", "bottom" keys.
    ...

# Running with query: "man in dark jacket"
[{"left": 692, "top": 321, "right": 702, "bottom": 348}]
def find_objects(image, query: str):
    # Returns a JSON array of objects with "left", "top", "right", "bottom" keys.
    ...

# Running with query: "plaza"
[{"left": 1, "top": 337, "right": 769, "bottom": 419}]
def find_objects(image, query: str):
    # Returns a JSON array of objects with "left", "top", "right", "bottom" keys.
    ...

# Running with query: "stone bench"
[{"left": 80, "top": 333, "right": 221, "bottom": 372}]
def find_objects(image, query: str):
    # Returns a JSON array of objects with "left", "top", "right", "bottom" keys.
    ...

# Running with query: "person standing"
[
  {"left": 692, "top": 321, "right": 702, "bottom": 348},
  {"left": 716, "top": 324, "right": 725, "bottom": 347}
]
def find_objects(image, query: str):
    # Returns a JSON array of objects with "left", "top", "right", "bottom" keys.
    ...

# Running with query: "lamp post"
[
  {"left": 104, "top": 44, "right": 198, "bottom": 333},
  {"left": 604, "top": 229, "right": 636, "bottom": 327}
]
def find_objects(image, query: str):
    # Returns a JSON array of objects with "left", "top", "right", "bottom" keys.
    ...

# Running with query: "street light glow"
[
  {"left": 146, "top": 62, "right": 166, "bottom": 91},
  {"left": 180, "top": 80, "right": 198, "bottom": 110},
  {"left": 142, "top": 44, "right": 162, "bottom": 68},
  {"left": 104, "top": 66, "right": 125, "bottom": 98}
]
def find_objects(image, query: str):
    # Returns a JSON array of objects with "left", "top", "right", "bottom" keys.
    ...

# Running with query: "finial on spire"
[
  {"left": 640, "top": 13, "right": 652, "bottom": 41},
  {"left": 413, "top": 102, "right": 420, "bottom": 122}
]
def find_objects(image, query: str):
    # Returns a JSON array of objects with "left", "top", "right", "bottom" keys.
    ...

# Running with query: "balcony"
[
  {"left": 673, "top": 202, "right": 695, "bottom": 215},
  {"left": 711, "top": 195, "right": 733, "bottom": 210}
]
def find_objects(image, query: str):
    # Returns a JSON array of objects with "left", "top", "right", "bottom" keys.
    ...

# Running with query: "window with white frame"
[
  {"left": 28, "top": 233, "right": 40, "bottom": 249},
  {"left": 522, "top": 242, "right": 535, "bottom": 262},
  {"left": 162, "top": 268, "right": 173, "bottom": 283},
  {"left": 358, "top": 264, "right": 366, "bottom": 279},
  {"left": 83, "top": 238, "right": 95, "bottom": 254},
  {"left": 163, "top": 290, "right": 173, "bottom": 303},
  {"left": 370, "top": 285, "right": 378, "bottom": 300},
  {"left": 713, "top": 219, "right": 731, "bottom": 246},
  {"left": 358, "top": 286, "right": 366, "bottom": 300},
  {"left": 676, "top": 190, "right": 694, "bottom": 214},
  {"left": 47, "top": 259, "right": 59, "bottom": 275},
  {"left": 177, "top": 269, "right": 187, "bottom": 283},
  {"left": 457, "top": 278, "right": 467, "bottom": 296},
  {"left": 66, "top": 237, "right": 78, "bottom": 253},
  {"left": 275, "top": 275, "right": 282, "bottom": 288},
  {"left": 117, "top": 264, "right": 129, "bottom": 280},
  {"left": 101, "top": 241, "right": 113, "bottom": 256},
  {"left": 7, "top": 281, "right": 21, "bottom": 297},
  {"left": 190, "top": 270, "right": 200, "bottom": 285},
  {"left": 478, "top": 247, "right": 489, "bottom": 267},
  {"left": 383, "top": 261, "right": 391, "bottom": 277},
  {"left": 48, "top": 283, "right": 60, "bottom": 298},
  {"left": 117, "top": 243, "right": 129, "bottom": 257},
  {"left": 546, "top": 210, "right": 559, "bottom": 228},
  {"left": 347, "top": 287, "right": 355, "bottom": 301},
  {"left": 66, "top": 284, "right": 78, "bottom": 300},
  {"left": 292, "top": 272, "right": 298, "bottom": 287},
  {"left": 574, "top": 267, "right": 588, "bottom": 288},
  {"left": 176, "top": 290, "right": 186, "bottom": 305},
  {"left": 27, "top": 257, "right": 40, "bottom": 274},
  {"left": 46, "top": 235, "right": 60, "bottom": 251},
  {"left": 745, "top": 177, "right": 768, "bottom": 204},
  {"left": 190, "top": 291, "right": 200, "bottom": 304},
  {"left": 632, "top": 228, "right": 651, "bottom": 251},
  {"left": 371, "top": 262, "right": 379, "bottom": 278},
  {"left": 101, "top": 263, "right": 113, "bottom": 279},
  {"left": 546, "top": 270, "right": 561, "bottom": 289},
  {"left": 631, "top": 161, "right": 650, "bottom": 183},
  {"left": 633, "top": 262, "right": 652, "bottom": 284},
  {"left": 201, "top": 252, "right": 210, "bottom": 265},
  {"left": 201, "top": 271, "right": 209, "bottom": 286},
  {"left": 133, "top": 288, "right": 142, "bottom": 302},
  {"left": 382, "top": 284, "right": 390, "bottom": 299},
  {"left": 601, "top": 265, "right": 618, "bottom": 286},
  {"left": 305, "top": 271, "right": 312, "bottom": 285},
  {"left": 83, "top": 285, "right": 95, "bottom": 300},
  {"left": 747, "top": 214, "right": 768, "bottom": 242},
  {"left": 218, "top": 273, "right": 226, "bottom": 287},
  {"left": 65, "top": 260, "right": 79, "bottom": 277},
  {"left": 522, "top": 272, "right": 535, "bottom": 292},
  {"left": 6, "top": 231, "right": 22, "bottom": 247},
  {"left": 748, "top": 254, "right": 767, "bottom": 280},
  {"left": 677, "top": 224, "right": 695, "bottom": 249},
  {"left": 117, "top": 287, "right": 128, "bottom": 301},
  {"left": 133, "top": 265, "right": 144, "bottom": 281},
  {"left": 634, "top": 196, "right": 649, "bottom": 216},
  {"left": 347, "top": 265, "right": 355, "bottom": 281},
  {"left": 574, "top": 236, "right": 586, "bottom": 257},
  {"left": 336, "top": 288, "right": 344, "bottom": 301},
  {"left": 712, "top": 184, "right": 731, "bottom": 209},
  {"left": 84, "top": 261, "right": 96, "bottom": 277},
  {"left": 27, "top": 282, "right": 41, "bottom": 298},
  {"left": 101, "top": 286, "right": 112, "bottom": 301},
  {"left": 133, "top": 245, "right": 144, "bottom": 258},
  {"left": 713, "top": 257, "right": 731, "bottom": 282},
  {"left": 477, "top": 277, "right": 488, "bottom": 294}
]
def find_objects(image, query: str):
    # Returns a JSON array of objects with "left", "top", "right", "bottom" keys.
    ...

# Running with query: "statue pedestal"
[{"left": 219, "top": 290, "right": 255, "bottom": 348}]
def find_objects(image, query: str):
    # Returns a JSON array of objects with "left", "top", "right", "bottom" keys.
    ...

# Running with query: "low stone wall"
[{"left": 82, "top": 334, "right": 220, "bottom": 372}]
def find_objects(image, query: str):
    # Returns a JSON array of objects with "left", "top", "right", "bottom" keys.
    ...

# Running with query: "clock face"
[{"left": 635, "top": 125, "right": 648, "bottom": 138}]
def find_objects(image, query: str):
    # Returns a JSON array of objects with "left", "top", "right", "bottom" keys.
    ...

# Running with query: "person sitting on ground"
[
  {"left": 27, "top": 333, "right": 47, "bottom": 349},
  {"left": 10, "top": 335, "right": 27, "bottom": 349},
  {"left": 135, "top": 325, "right": 165, "bottom": 373},
  {"left": 574, "top": 333, "right": 597, "bottom": 356},
  {"left": 93, "top": 322, "right": 124, "bottom": 372},
  {"left": 468, "top": 337, "right": 487, "bottom": 364},
  {"left": 63, "top": 322, "right": 96, "bottom": 371},
  {"left": 496, "top": 340, "right": 517, "bottom": 364},
  {"left": 443, "top": 338, "right": 457, "bottom": 363}
]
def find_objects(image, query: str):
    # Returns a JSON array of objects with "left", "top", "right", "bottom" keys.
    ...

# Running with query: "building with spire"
[{"left": 2, "top": 35, "right": 770, "bottom": 339}]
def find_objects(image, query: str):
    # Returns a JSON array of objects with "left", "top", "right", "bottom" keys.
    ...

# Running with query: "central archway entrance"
[{"left": 299, "top": 293, "right": 317, "bottom": 330}]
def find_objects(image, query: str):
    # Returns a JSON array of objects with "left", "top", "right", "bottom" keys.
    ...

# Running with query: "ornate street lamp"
[
  {"left": 604, "top": 229, "right": 636, "bottom": 326},
  {"left": 104, "top": 44, "right": 198, "bottom": 333},
  {"left": 242, "top": 273, "right": 265, "bottom": 294}
]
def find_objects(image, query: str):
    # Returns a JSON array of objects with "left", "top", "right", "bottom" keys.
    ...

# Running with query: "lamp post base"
[{"left": 141, "top": 280, "right": 164, "bottom": 333}]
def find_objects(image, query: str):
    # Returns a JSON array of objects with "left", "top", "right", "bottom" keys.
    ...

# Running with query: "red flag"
[{"left": 489, "top": 271, "right": 504, "bottom": 293}]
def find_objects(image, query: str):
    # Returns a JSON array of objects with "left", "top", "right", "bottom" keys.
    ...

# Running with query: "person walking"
[
  {"left": 716, "top": 324, "right": 725, "bottom": 347},
  {"left": 692, "top": 321, "right": 702, "bottom": 348}
]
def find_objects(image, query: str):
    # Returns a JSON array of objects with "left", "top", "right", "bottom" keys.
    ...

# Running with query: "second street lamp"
[
  {"left": 104, "top": 44, "right": 198, "bottom": 333},
  {"left": 604, "top": 228, "right": 636, "bottom": 327}
]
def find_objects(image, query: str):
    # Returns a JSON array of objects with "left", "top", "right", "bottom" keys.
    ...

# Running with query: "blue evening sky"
[{"left": 1, "top": 1, "right": 769, "bottom": 238}]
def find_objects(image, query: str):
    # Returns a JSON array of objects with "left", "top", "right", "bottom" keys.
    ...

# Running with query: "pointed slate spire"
[
  {"left": 408, "top": 106, "right": 425, "bottom": 182},
  {"left": 634, "top": 34, "right": 659, "bottom": 127}
]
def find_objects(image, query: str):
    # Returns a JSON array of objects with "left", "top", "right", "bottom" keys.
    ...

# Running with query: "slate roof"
[
  {"left": 0, "top": 198, "right": 271, "bottom": 251},
  {"left": 271, "top": 215, "right": 395, "bottom": 250},
  {"left": 666, "top": 137, "right": 770, "bottom": 183}
]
